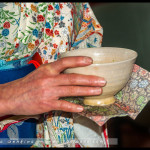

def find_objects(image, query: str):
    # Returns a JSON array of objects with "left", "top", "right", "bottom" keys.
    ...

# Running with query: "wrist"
[{"left": 0, "top": 84, "right": 13, "bottom": 117}]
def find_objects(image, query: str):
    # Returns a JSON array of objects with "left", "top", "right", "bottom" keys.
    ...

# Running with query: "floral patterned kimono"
[
  {"left": 1, "top": 2, "right": 150, "bottom": 148},
  {"left": 0, "top": 2, "right": 108, "bottom": 147}
]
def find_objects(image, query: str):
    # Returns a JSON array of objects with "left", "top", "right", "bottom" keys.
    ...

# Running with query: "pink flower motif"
[{"left": 133, "top": 64, "right": 140, "bottom": 72}]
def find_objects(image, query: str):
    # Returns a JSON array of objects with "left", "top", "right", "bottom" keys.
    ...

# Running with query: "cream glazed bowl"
[{"left": 59, "top": 47, "right": 138, "bottom": 106}]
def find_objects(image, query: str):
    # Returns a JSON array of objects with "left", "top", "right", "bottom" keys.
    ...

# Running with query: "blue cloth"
[
  {"left": 0, "top": 63, "right": 36, "bottom": 84},
  {"left": 0, "top": 62, "right": 37, "bottom": 147}
]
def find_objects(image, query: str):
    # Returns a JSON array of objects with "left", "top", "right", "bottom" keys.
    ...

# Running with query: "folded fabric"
[{"left": 62, "top": 64, "right": 150, "bottom": 126}]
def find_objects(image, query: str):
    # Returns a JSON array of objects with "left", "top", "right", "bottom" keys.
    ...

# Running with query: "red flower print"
[
  {"left": 133, "top": 64, "right": 140, "bottom": 72},
  {"left": 37, "top": 15, "right": 45, "bottom": 22},
  {"left": 3, "top": 22, "right": 10, "bottom": 29},
  {"left": 54, "top": 30, "right": 59, "bottom": 35},
  {"left": 35, "top": 39, "right": 39, "bottom": 46},
  {"left": 15, "top": 43, "right": 19, "bottom": 48},
  {"left": 141, "top": 70, "right": 146, "bottom": 75},
  {"left": 44, "top": 60, "right": 48, "bottom": 64},
  {"left": 41, "top": 28, "right": 44, "bottom": 32},
  {"left": 60, "top": 4, "right": 63, "bottom": 9},
  {"left": 66, "top": 42, "right": 68, "bottom": 45},
  {"left": 45, "top": 28, "right": 53, "bottom": 36},
  {"left": 56, "top": 10, "right": 60, "bottom": 15},
  {"left": 25, "top": 13, "right": 28, "bottom": 17},
  {"left": 71, "top": 9, "right": 74, "bottom": 17},
  {"left": 24, "top": 54, "right": 29, "bottom": 58},
  {"left": 54, "top": 22, "right": 58, "bottom": 27},
  {"left": 86, "top": 8, "right": 90, "bottom": 13},
  {"left": 53, "top": 43, "right": 58, "bottom": 49},
  {"left": 48, "top": 5, "right": 53, "bottom": 10}
]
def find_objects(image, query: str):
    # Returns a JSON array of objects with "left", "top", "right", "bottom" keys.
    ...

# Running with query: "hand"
[{"left": 0, "top": 56, "right": 106, "bottom": 116}]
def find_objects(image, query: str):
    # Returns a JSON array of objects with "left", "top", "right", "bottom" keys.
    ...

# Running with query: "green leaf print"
[
  {"left": 115, "top": 91, "right": 123, "bottom": 100},
  {"left": 7, "top": 42, "right": 12, "bottom": 46},
  {"left": 9, "top": 12, "right": 15, "bottom": 15},
  {"left": 137, "top": 96, "right": 145, "bottom": 105},
  {"left": 27, "top": 26, "right": 34, "bottom": 31}
]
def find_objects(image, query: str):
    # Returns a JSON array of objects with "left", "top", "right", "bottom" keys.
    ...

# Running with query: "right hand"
[{"left": 0, "top": 56, "right": 106, "bottom": 116}]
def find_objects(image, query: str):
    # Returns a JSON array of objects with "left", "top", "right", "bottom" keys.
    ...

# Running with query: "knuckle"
[
  {"left": 40, "top": 63, "right": 57, "bottom": 75},
  {"left": 59, "top": 58, "right": 66, "bottom": 67},
  {"left": 68, "top": 86, "right": 78, "bottom": 95},
  {"left": 87, "top": 76, "right": 95, "bottom": 85},
  {"left": 67, "top": 74, "right": 76, "bottom": 84}
]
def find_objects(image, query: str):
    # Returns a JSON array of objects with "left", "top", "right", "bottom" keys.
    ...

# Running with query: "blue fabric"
[
  {"left": 0, "top": 62, "right": 37, "bottom": 147},
  {"left": 0, "top": 63, "right": 36, "bottom": 84}
]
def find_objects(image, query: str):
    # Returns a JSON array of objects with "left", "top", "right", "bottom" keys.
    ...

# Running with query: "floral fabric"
[
  {"left": 0, "top": 2, "right": 107, "bottom": 148},
  {"left": 1, "top": 2, "right": 150, "bottom": 148},
  {"left": 0, "top": 2, "right": 102, "bottom": 63}
]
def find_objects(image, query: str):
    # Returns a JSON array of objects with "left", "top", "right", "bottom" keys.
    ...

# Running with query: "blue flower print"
[
  {"left": 54, "top": 53, "right": 58, "bottom": 60},
  {"left": 2, "top": 29, "right": 9, "bottom": 36},
  {"left": 84, "top": 4, "right": 88, "bottom": 9},
  {"left": 43, "top": 50, "right": 47, "bottom": 55},
  {"left": 138, "top": 80, "right": 149, "bottom": 88},
  {"left": 94, "top": 37, "right": 98, "bottom": 43},
  {"left": 130, "top": 79, "right": 138, "bottom": 89},
  {"left": 32, "top": 29, "right": 38, "bottom": 37},
  {"left": 60, "top": 16, "right": 64, "bottom": 21},
  {"left": 45, "top": 22, "right": 51, "bottom": 29},
  {"left": 55, "top": 4, "right": 59, "bottom": 10}
]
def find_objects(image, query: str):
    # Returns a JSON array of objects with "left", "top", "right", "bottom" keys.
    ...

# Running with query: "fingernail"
[
  {"left": 92, "top": 88, "right": 102, "bottom": 94},
  {"left": 77, "top": 106, "right": 84, "bottom": 112},
  {"left": 99, "top": 80, "right": 107, "bottom": 86},
  {"left": 84, "top": 57, "right": 93, "bottom": 64}
]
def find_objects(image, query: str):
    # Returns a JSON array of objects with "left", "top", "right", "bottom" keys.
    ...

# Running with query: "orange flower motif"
[
  {"left": 5, "top": 50, "right": 9, "bottom": 56},
  {"left": 82, "top": 22, "right": 88, "bottom": 28},
  {"left": 44, "top": 46, "right": 48, "bottom": 50},
  {"left": 21, "top": 7, "right": 23, "bottom": 12},
  {"left": 28, "top": 43, "right": 35, "bottom": 50},
  {"left": 14, "top": 37, "right": 17, "bottom": 42},
  {"left": 31, "top": 4, "right": 37, "bottom": 12},
  {"left": 9, "top": 49, "right": 14, "bottom": 55},
  {"left": 47, "top": 117, "right": 53, "bottom": 122},
  {"left": 51, "top": 49, "right": 56, "bottom": 55},
  {"left": 6, "top": 58, "right": 11, "bottom": 61},
  {"left": 15, "top": 2, "right": 19, "bottom": 6},
  {"left": 69, "top": 122, "right": 73, "bottom": 125},
  {"left": 60, "top": 40, "right": 63, "bottom": 45},
  {"left": 52, "top": 126, "right": 58, "bottom": 130}
]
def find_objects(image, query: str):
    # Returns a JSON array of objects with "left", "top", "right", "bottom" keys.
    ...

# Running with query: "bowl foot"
[{"left": 83, "top": 96, "right": 116, "bottom": 106}]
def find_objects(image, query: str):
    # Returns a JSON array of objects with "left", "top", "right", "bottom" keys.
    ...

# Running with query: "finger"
[
  {"left": 52, "top": 100, "right": 84, "bottom": 112},
  {"left": 48, "top": 56, "right": 93, "bottom": 75},
  {"left": 55, "top": 86, "right": 102, "bottom": 97},
  {"left": 54, "top": 73, "right": 106, "bottom": 86}
]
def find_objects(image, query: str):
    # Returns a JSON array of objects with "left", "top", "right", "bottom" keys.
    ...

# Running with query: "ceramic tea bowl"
[{"left": 59, "top": 47, "right": 138, "bottom": 106}]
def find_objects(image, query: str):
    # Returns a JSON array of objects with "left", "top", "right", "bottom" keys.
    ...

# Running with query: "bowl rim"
[{"left": 59, "top": 47, "right": 138, "bottom": 65}]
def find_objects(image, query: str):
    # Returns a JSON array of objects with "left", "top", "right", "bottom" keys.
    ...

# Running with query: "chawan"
[{"left": 59, "top": 47, "right": 138, "bottom": 106}]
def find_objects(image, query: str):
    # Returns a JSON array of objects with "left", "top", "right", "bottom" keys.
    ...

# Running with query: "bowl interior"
[{"left": 59, "top": 47, "right": 138, "bottom": 64}]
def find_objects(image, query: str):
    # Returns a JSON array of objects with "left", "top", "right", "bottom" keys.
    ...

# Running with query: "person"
[{"left": 0, "top": 2, "right": 108, "bottom": 147}]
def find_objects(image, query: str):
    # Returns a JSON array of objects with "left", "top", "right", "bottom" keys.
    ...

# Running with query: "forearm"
[{"left": 0, "top": 84, "right": 12, "bottom": 117}]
